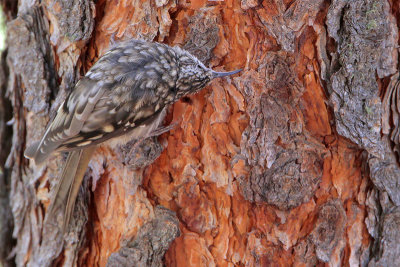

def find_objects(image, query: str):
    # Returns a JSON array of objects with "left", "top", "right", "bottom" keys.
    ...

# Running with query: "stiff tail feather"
[
  {"left": 24, "top": 141, "right": 40, "bottom": 159},
  {"left": 24, "top": 125, "right": 62, "bottom": 165},
  {"left": 45, "top": 147, "right": 95, "bottom": 233}
]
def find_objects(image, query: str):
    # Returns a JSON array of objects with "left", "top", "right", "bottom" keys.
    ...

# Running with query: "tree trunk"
[{"left": 1, "top": 0, "right": 400, "bottom": 266}]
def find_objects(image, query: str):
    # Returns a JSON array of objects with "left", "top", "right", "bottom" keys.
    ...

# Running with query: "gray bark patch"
[
  {"left": 326, "top": 2, "right": 400, "bottom": 265},
  {"left": 326, "top": 0, "right": 398, "bottom": 157},
  {"left": 234, "top": 52, "right": 325, "bottom": 210},
  {"left": 368, "top": 138, "right": 400, "bottom": 206},
  {"left": 309, "top": 199, "right": 346, "bottom": 262},
  {"left": 107, "top": 206, "right": 180, "bottom": 267},
  {"left": 115, "top": 137, "right": 163, "bottom": 170},
  {"left": 257, "top": 0, "right": 324, "bottom": 52},
  {"left": 368, "top": 207, "right": 400, "bottom": 266},
  {"left": 183, "top": 7, "right": 220, "bottom": 65},
  {"left": 48, "top": 0, "right": 95, "bottom": 42},
  {"left": 7, "top": 7, "right": 56, "bottom": 114}
]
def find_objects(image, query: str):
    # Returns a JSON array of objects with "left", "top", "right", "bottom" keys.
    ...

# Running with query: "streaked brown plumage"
[{"left": 24, "top": 39, "right": 241, "bottom": 232}]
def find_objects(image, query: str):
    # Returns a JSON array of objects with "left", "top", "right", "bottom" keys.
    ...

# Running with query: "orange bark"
[
  {"left": 76, "top": 0, "right": 371, "bottom": 266},
  {"left": 6, "top": 0, "right": 398, "bottom": 266}
]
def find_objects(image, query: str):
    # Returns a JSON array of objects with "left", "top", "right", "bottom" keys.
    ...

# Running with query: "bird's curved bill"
[{"left": 211, "top": 69, "right": 242, "bottom": 78}]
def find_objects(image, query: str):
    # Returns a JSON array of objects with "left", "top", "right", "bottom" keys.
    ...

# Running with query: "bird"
[{"left": 24, "top": 39, "right": 241, "bottom": 233}]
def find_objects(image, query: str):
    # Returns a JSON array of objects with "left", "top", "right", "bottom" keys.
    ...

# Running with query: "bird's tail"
[{"left": 45, "top": 147, "right": 95, "bottom": 233}]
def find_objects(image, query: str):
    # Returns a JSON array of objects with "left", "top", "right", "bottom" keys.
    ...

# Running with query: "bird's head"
[{"left": 174, "top": 48, "right": 241, "bottom": 97}]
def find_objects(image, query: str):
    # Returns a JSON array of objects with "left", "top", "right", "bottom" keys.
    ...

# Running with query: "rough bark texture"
[{"left": 1, "top": 0, "right": 400, "bottom": 266}]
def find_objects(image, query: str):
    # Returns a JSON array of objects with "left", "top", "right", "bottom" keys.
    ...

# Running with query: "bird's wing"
[
  {"left": 25, "top": 81, "right": 164, "bottom": 165},
  {"left": 57, "top": 79, "right": 164, "bottom": 145},
  {"left": 25, "top": 40, "right": 168, "bottom": 165},
  {"left": 24, "top": 77, "right": 107, "bottom": 165}
]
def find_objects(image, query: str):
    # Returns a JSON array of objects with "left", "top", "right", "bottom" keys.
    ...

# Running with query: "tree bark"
[{"left": 1, "top": 0, "right": 400, "bottom": 266}]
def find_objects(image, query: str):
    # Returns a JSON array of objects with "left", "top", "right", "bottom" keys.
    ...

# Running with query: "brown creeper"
[
  {"left": 24, "top": 39, "right": 241, "bottom": 231},
  {"left": 25, "top": 39, "right": 240, "bottom": 164}
]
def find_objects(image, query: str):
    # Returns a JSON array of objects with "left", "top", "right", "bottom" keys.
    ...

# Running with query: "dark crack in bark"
[
  {"left": 0, "top": 169, "right": 14, "bottom": 267},
  {"left": 0, "top": 48, "right": 14, "bottom": 267}
]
